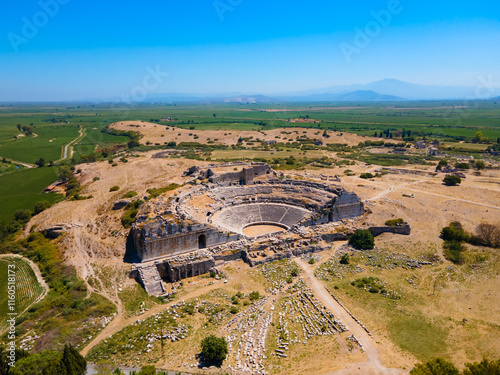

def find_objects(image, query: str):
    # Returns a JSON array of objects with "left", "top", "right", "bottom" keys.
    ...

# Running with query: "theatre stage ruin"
[{"left": 129, "top": 162, "right": 408, "bottom": 295}]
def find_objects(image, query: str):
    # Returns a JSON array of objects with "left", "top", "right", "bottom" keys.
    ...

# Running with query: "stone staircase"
[{"left": 137, "top": 264, "right": 166, "bottom": 296}]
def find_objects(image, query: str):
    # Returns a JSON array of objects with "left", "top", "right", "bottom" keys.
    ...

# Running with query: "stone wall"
[
  {"left": 329, "top": 190, "right": 364, "bottom": 222},
  {"left": 157, "top": 258, "right": 215, "bottom": 282},
  {"left": 209, "top": 164, "right": 271, "bottom": 185},
  {"left": 132, "top": 218, "right": 240, "bottom": 262},
  {"left": 369, "top": 224, "right": 411, "bottom": 236}
]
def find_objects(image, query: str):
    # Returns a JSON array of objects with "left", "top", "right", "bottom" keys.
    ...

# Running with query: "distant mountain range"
[{"left": 145, "top": 79, "right": 500, "bottom": 103}]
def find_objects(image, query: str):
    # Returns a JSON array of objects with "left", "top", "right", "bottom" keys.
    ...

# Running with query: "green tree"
[
  {"left": 455, "top": 162, "right": 470, "bottom": 170},
  {"left": 58, "top": 165, "right": 73, "bottom": 181},
  {"left": 58, "top": 344, "right": 86, "bottom": 375},
  {"left": 474, "top": 160, "right": 486, "bottom": 170},
  {"left": 9, "top": 350, "right": 62, "bottom": 375},
  {"left": 137, "top": 365, "right": 156, "bottom": 375},
  {"left": 443, "top": 175, "right": 461, "bottom": 186},
  {"left": 249, "top": 291, "right": 260, "bottom": 301},
  {"left": 463, "top": 358, "right": 500, "bottom": 375},
  {"left": 436, "top": 159, "right": 448, "bottom": 171},
  {"left": 410, "top": 358, "right": 459, "bottom": 375},
  {"left": 472, "top": 131, "right": 483, "bottom": 143},
  {"left": 35, "top": 158, "right": 45, "bottom": 167},
  {"left": 0, "top": 347, "right": 30, "bottom": 375},
  {"left": 34, "top": 201, "right": 52, "bottom": 215},
  {"left": 127, "top": 139, "right": 140, "bottom": 148},
  {"left": 201, "top": 335, "right": 228, "bottom": 363},
  {"left": 349, "top": 229, "right": 375, "bottom": 250},
  {"left": 340, "top": 253, "right": 350, "bottom": 265},
  {"left": 440, "top": 222, "right": 468, "bottom": 242},
  {"left": 94, "top": 359, "right": 117, "bottom": 375},
  {"left": 14, "top": 209, "right": 32, "bottom": 224},
  {"left": 0, "top": 219, "right": 22, "bottom": 240},
  {"left": 443, "top": 240, "right": 465, "bottom": 264}
]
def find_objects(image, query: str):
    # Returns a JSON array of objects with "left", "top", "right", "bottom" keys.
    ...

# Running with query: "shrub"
[
  {"left": 360, "top": 173, "right": 374, "bottom": 179},
  {"left": 475, "top": 223, "right": 500, "bottom": 248},
  {"left": 230, "top": 306, "right": 239, "bottom": 314},
  {"left": 349, "top": 229, "right": 374, "bottom": 250},
  {"left": 443, "top": 175, "right": 461, "bottom": 186},
  {"left": 436, "top": 159, "right": 448, "bottom": 171},
  {"left": 463, "top": 358, "right": 500, "bottom": 375},
  {"left": 121, "top": 209, "right": 138, "bottom": 228},
  {"left": 122, "top": 191, "right": 137, "bottom": 198},
  {"left": 385, "top": 218, "right": 404, "bottom": 226},
  {"left": 109, "top": 185, "right": 120, "bottom": 192},
  {"left": 137, "top": 365, "right": 157, "bottom": 375},
  {"left": 440, "top": 222, "right": 468, "bottom": 242},
  {"left": 249, "top": 291, "right": 260, "bottom": 301},
  {"left": 34, "top": 201, "right": 52, "bottom": 215},
  {"left": 410, "top": 358, "right": 459, "bottom": 375},
  {"left": 340, "top": 253, "right": 350, "bottom": 265},
  {"left": 473, "top": 160, "right": 486, "bottom": 170},
  {"left": 443, "top": 240, "right": 465, "bottom": 264},
  {"left": 14, "top": 209, "right": 32, "bottom": 224},
  {"left": 147, "top": 183, "right": 180, "bottom": 199},
  {"left": 308, "top": 257, "right": 316, "bottom": 264},
  {"left": 455, "top": 162, "right": 470, "bottom": 170}
]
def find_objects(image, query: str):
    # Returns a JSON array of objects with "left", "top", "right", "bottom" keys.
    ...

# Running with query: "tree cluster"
[
  {"left": 1, "top": 345, "right": 86, "bottom": 375},
  {"left": 410, "top": 357, "right": 500, "bottom": 375},
  {"left": 440, "top": 221, "right": 500, "bottom": 264}
]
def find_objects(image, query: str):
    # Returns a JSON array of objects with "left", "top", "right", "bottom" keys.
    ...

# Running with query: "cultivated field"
[{"left": 0, "top": 255, "right": 47, "bottom": 331}]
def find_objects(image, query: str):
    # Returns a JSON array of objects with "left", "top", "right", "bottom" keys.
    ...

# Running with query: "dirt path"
[
  {"left": 294, "top": 257, "right": 404, "bottom": 375},
  {"left": 405, "top": 187, "right": 500, "bottom": 210},
  {"left": 80, "top": 279, "right": 224, "bottom": 356},
  {"left": 366, "top": 178, "right": 500, "bottom": 210},
  {"left": 0, "top": 157, "right": 35, "bottom": 169},
  {"left": 56, "top": 127, "right": 85, "bottom": 162}
]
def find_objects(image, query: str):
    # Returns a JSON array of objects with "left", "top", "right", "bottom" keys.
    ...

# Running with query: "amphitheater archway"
[{"left": 198, "top": 234, "right": 207, "bottom": 249}]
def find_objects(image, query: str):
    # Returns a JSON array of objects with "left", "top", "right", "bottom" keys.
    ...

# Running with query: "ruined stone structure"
[
  {"left": 130, "top": 162, "right": 370, "bottom": 295},
  {"left": 183, "top": 162, "right": 272, "bottom": 185},
  {"left": 132, "top": 220, "right": 239, "bottom": 262}
]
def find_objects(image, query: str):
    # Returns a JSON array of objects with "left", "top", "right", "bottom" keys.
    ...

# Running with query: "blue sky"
[{"left": 1, "top": 0, "right": 500, "bottom": 101}]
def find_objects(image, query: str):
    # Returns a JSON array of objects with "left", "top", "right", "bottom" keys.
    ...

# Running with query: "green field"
[
  {"left": 0, "top": 167, "right": 63, "bottom": 220},
  {"left": 0, "top": 256, "right": 45, "bottom": 330},
  {"left": 0, "top": 101, "right": 498, "bottom": 221}
]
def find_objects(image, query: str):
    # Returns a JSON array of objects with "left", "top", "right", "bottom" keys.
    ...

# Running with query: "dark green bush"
[{"left": 349, "top": 229, "right": 375, "bottom": 250}]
